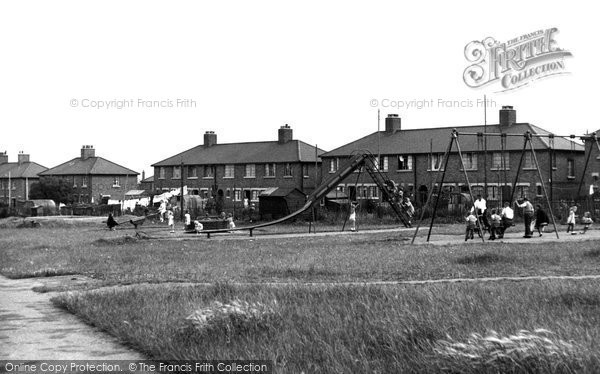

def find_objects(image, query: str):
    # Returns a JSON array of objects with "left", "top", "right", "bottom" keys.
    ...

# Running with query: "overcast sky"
[{"left": 1, "top": 1, "right": 596, "bottom": 177}]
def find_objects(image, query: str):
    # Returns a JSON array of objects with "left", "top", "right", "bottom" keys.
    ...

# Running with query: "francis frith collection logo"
[{"left": 463, "top": 28, "right": 572, "bottom": 92}]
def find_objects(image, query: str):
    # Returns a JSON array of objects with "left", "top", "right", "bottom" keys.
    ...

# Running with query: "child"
[
  {"left": 566, "top": 206, "right": 576, "bottom": 234},
  {"left": 194, "top": 220, "right": 203, "bottom": 234},
  {"left": 227, "top": 213, "right": 236, "bottom": 230},
  {"left": 535, "top": 204, "right": 550, "bottom": 237},
  {"left": 167, "top": 209, "right": 175, "bottom": 233},
  {"left": 349, "top": 202, "right": 357, "bottom": 232},
  {"left": 581, "top": 212, "right": 593, "bottom": 234},
  {"left": 465, "top": 211, "right": 478, "bottom": 241},
  {"left": 489, "top": 209, "right": 502, "bottom": 240}
]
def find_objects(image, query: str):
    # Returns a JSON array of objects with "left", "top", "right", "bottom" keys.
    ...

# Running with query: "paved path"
[{"left": 0, "top": 275, "right": 144, "bottom": 360}]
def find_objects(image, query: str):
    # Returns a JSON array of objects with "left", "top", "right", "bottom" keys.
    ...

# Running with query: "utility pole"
[
  {"left": 377, "top": 109, "right": 381, "bottom": 167},
  {"left": 180, "top": 161, "right": 185, "bottom": 220},
  {"left": 8, "top": 171, "right": 11, "bottom": 209},
  {"left": 483, "top": 95, "right": 488, "bottom": 198}
]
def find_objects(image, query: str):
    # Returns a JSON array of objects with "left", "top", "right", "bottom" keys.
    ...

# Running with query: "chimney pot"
[
  {"left": 278, "top": 125, "right": 293, "bottom": 144},
  {"left": 385, "top": 114, "right": 401, "bottom": 133},
  {"left": 204, "top": 131, "right": 217, "bottom": 147},
  {"left": 81, "top": 145, "right": 96, "bottom": 159},
  {"left": 499, "top": 106, "right": 516, "bottom": 127},
  {"left": 0, "top": 151, "right": 8, "bottom": 165},
  {"left": 18, "top": 153, "right": 30, "bottom": 164}
]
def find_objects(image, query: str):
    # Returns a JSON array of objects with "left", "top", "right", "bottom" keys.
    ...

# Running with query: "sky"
[{"left": 1, "top": 1, "right": 596, "bottom": 178}]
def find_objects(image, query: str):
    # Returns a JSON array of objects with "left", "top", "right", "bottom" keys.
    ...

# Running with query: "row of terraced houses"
[{"left": 2, "top": 106, "right": 600, "bottom": 210}]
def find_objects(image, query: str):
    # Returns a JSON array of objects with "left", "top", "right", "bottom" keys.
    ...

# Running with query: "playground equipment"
[
  {"left": 411, "top": 129, "right": 589, "bottom": 243},
  {"left": 198, "top": 150, "right": 413, "bottom": 238}
]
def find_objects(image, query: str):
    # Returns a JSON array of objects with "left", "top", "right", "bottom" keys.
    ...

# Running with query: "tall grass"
[{"left": 52, "top": 280, "right": 600, "bottom": 373}]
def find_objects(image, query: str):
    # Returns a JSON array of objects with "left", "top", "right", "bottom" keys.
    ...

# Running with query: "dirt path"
[{"left": 0, "top": 275, "right": 144, "bottom": 360}]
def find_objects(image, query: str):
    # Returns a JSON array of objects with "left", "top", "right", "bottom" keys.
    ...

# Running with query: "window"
[
  {"left": 11, "top": 181, "right": 16, "bottom": 190},
  {"left": 379, "top": 156, "right": 389, "bottom": 172},
  {"left": 536, "top": 184, "right": 543, "bottom": 196},
  {"left": 159, "top": 167, "right": 165, "bottom": 179},
  {"left": 188, "top": 166, "right": 197, "bottom": 178},
  {"left": 203, "top": 165, "right": 215, "bottom": 178},
  {"left": 226, "top": 189, "right": 231, "bottom": 199},
  {"left": 251, "top": 190, "right": 259, "bottom": 201},
  {"left": 567, "top": 159, "right": 575, "bottom": 179},
  {"left": 112, "top": 177, "right": 120, "bottom": 187},
  {"left": 302, "top": 164, "right": 310, "bottom": 178},
  {"left": 523, "top": 152, "right": 535, "bottom": 169},
  {"left": 471, "top": 185, "right": 484, "bottom": 197},
  {"left": 82, "top": 176, "right": 88, "bottom": 187},
  {"left": 245, "top": 164, "right": 256, "bottom": 178},
  {"left": 516, "top": 185, "right": 529, "bottom": 199},
  {"left": 234, "top": 189, "right": 241, "bottom": 201},
  {"left": 397, "top": 155, "right": 413, "bottom": 170},
  {"left": 491, "top": 152, "right": 510, "bottom": 170},
  {"left": 265, "top": 163, "right": 276, "bottom": 177},
  {"left": 369, "top": 186, "right": 379, "bottom": 199},
  {"left": 329, "top": 158, "right": 339, "bottom": 173},
  {"left": 429, "top": 154, "right": 445, "bottom": 171},
  {"left": 172, "top": 166, "right": 181, "bottom": 179},
  {"left": 461, "top": 153, "right": 478, "bottom": 170},
  {"left": 487, "top": 186, "right": 499, "bottom": 201},
  {"left": 72, "top": 176, "right": 77, "bottom": 188},
  {"left": 284, "top": 163, "right": 292, "bottom": 177},
  {"left": 224, "top": 164, "right": 235, "bottom": 178}
]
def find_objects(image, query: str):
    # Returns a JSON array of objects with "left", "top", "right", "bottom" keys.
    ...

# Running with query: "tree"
[{"left": 29, "top": 178, "right": 74, "bottom": 205}]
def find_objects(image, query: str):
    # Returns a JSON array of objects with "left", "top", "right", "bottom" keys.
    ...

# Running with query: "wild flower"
[
  {"left": 184, "top": 299, "right": 278, "bottom": 340},
  {"left": 433, "top": 328, "right": 583, "bottom": 371}
]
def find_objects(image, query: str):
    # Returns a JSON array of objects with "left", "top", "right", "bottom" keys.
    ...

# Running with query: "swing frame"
[{"left": 411, "top": 129, "right": 566, "bottom": 244}]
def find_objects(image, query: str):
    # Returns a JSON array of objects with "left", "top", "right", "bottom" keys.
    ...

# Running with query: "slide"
[{"left": 199, "top": 151, "right": 412, "bottom": 237}]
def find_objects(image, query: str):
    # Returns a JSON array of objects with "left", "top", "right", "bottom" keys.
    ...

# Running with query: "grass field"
[
  {"left": 1, "top": 226, "right": 599, "bottom": 287},
  {"left": 52, "top": 280, "right": 600, "bottom": 373},
  {"left": 2, "top": 222, "right": 600, "bottom": 372}
]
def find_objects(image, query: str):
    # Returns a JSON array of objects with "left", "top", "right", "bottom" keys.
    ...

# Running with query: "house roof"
[
  {"left": 39, "top": 157, "right": 138, "bottom": 176},
  {"left": 141, "top": 175, "right": 154, "bottom": 183},
  {"left": 322, "top": 123, "right": 584, "bottom": 157},
  {"left": 0, "top": 162, "right": 47, "bottom": 179},
  {"left": 152, "top": 140, "right": 326, "bottom": 167}
]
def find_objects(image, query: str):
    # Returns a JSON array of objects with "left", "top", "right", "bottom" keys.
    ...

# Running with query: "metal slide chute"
[{"left": 199, "top": 151, "right": 413, "bottom": 237}]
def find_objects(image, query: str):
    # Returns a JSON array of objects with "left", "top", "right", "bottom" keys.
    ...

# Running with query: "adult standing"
[
  {"left": 499, "top": 202, "right": 514, "bottom": 239},
  {"left": 516, "top": 197, "right": 534, "bottom": 238},
  {"left": 471, "top": 195, "right": 490, "bottom": 231}
]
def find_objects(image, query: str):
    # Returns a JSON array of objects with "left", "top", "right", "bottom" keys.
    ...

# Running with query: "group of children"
[
  {"left": 465, "top": 199, "right": 594, "bottom": 241},
  {"left": 566, "top": 206, "right": 594, "bottom": 235},
  {"left": 465, "top": 201, "right": 515, "bottom": 241}
]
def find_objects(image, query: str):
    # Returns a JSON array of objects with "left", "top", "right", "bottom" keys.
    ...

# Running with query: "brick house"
[
  {"left": 320, "top": 107, "right": 584, "bottom": 208},
  {"left": 581, "top": 129, "right": 600, "bottom": 196},
  {"left": 151, "top": 125, "right": 325, "bottom": 207},
  {"left": 38, "top": 145, "right": 139, "bottom": 204},
  {"left": 0, "top": 152, "right": 48, "bottom": 206}
]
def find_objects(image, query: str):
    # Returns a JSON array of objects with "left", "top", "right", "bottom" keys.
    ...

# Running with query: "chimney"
[
  {"left": 18, "top": 152, "right": 30, "bottom": 164},
  {"left": 278, "top": 124, "right": 293, "bottom": 144},
  {"left": 499, "top": 106, "right": 516, "bottom": 127},
  {"left": 81, "top": 145, "right": 96, "bottom": 159},
  {"left": 204, "top": 131, "right": 217, "bottom": 147},
  {"left": 385, "top": 114, "right": 401, "bottom": 134},
  {"left": 0, "top": 151, "right": 7, "bottom": 165},
  {"left": 142, "top": 170, "right": 146, "bottom": 181}
]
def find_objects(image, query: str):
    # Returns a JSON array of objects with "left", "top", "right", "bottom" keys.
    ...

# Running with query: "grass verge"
[{"left": 52, "top": 280, "right": 600, "bottom": 373}]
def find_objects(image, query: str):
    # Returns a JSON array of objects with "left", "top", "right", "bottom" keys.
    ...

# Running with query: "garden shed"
[{"left": 259, "top": 188, "right": 306, "bottom": 219}]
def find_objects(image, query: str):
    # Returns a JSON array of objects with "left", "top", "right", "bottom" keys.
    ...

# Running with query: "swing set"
[{"left": 411, "top": 129, "right": 591, "bottom": 244}]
